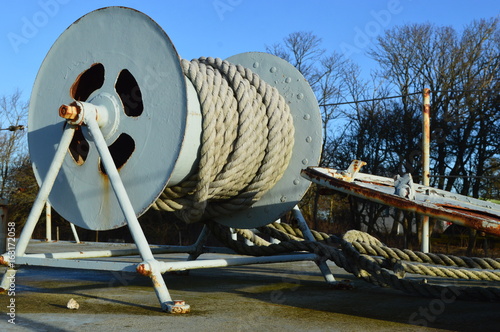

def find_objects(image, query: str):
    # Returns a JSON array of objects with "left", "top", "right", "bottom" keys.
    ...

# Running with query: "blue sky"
[{"left": 0, "top": 0, "right": 499, "bottom": 100}]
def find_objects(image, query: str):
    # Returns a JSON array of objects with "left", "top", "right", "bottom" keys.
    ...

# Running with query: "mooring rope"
[
  {"left": 264, "top": 223, "right": 500, "bottom": 270},
  {"left": 151, "top": 57, "right": 294, "bottom": 223},
  {"left": 206, "top": 220, "right": 500, "bottom": 301}
]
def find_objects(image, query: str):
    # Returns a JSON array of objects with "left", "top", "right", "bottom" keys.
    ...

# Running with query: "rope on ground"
[
  {"left": 205, "top": 219, "right": 500, "bottom": 301},
  {"left": 268, "top": 222, "right": 500, "bottom": 270},
  {"left": 351, "top": 241, "right": 500, "bottom": 270},
  {"left": 369, "top": 256, "right": 500, "bottom": 281},
  {"left": 269, "top": 224, "right": 500, "bottom": 281}
]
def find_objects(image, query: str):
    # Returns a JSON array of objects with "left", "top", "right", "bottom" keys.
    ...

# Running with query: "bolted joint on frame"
[
  {"left": 59, "top": 103, "right": 80, "bottom": 121},
  {"left": 59, "top": 102, "right": 84, "bottom": 126},
  {"left": 166, "top": 300, "right": 191, "bottom": 314},
  {"left": 0, "top": 255, "right": 9, "bottom": 266},
  {"left": 137, "top": 260, "right": 191, "bottom": 313},
  {"left": 136, "top": 261, "right": 154, "bottom": 276},
  {"left": 59, "top": 100, "right": 110, "bottom": 128}
]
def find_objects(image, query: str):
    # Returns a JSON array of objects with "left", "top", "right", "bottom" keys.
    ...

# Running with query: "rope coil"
[{"left": 151, "top": 57, "right": 295, "bottom": 223}]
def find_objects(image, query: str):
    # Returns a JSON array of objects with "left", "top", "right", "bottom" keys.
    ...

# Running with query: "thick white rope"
[{"left": 152, "top": 57, "right": 295, "bottom": 223}]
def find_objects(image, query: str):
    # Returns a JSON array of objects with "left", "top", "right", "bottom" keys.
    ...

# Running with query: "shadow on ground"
[{"left": 2, "top": 256, "right": 500, "bottom": 332}]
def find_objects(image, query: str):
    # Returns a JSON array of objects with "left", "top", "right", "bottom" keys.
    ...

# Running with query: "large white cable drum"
[{"left": 28, "top": 7, "right": 322, "bottom": 231}]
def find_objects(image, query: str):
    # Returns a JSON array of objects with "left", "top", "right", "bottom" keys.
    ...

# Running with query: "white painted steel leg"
[
  {"left": 230, "top": 228, "right": 237, "bottom": 241},
  {"left": 188, "top": 225, "right": 210, "bottom": 261},
  {"left": 45, "top": 202, "right": 52, "bottom": 242},
  {"left": 422, "top": 216, "right": 430, "bottom": 253},
  {"left": 0, "top": 268, "right": 16, "bottom": 292},
  {"left": 86, "top": 116, "right": 185, "bottom": 312},
  {"left": 158, "top": 253, "right": 318, "bottom": 272},
  {"left": 1, "top": 126, "right": 75, "bottom": 288},
  {"left": 292, "top": 205, "right": 337, "bottom": 284},
  {"left": 69, "top": 223, "right": 80, "bottom": 243},
  {"left": 16, "top": 126, "right": 75, "bottom": 257}
]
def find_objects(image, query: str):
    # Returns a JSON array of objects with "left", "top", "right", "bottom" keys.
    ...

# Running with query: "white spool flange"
[{"left": 29, "top": 7, "right": 198, "bottom": 230}]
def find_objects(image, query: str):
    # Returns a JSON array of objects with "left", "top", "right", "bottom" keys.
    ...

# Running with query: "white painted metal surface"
[{"left": 28, "top": 7, "right": 191, "bottom": 230}]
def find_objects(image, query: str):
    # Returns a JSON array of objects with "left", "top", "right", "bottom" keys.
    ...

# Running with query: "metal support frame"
[
  {"left": 1, "top": 111, "right": 336, "bottom": 313},
  {"left": 292, "top": 206, "right": 337, "bottom": 284},
  {"left": 0, "top": 117, "right": 189, "bottom": 313},
  {"left": 69, "top": 223, "right": 80, "bottom": 243},
  {"left": 1, "top": 125, "right": 75, "bottom": 291}
]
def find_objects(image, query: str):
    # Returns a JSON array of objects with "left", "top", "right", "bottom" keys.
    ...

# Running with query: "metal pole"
[
  {"left": 157, "top": 253, "right": 318, "bottom": 273},
  {"left": 85, "top": 115, "right": 174, "bottom": 308},
  {"left": 69, "top": 223, "right": 80, "bottom": 243},
  {"left": 15, "top": 125, "right": 75, "bottom": 256},
  {"left": 188, "top": 225, "right": 210, "bottom": 261},
  {"left": 292, "top": 205, "right": 336, "bottom": 284},
  {"left": 45, "top": 202, "right": 52, "bottom": 242},
  {"left": 421, "top": 88, "right": 431, "bottom": 253},
  {"left": 86, "top": 116, "right": 157, "bottom": 262},
  {"left": 0, "top": 125, "right": 75, "bottom": 291}
]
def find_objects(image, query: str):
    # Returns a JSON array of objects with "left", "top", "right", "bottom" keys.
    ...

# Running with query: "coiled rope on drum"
[{"left": 151, "top": 57, "right": 295, "bottom": 223}]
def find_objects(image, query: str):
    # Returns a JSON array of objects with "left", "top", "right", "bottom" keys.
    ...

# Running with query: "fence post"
[
  {"left": 46, "top": 202, "right": 52, "bottom": 242},
  {"left": 421, "top": 88, "right": 431, "bottom": 252}
]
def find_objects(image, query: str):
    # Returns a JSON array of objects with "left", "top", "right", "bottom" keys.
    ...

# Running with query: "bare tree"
[
  {"left": 356, "top": 18, "right": 500, "bottom": 248},
  {"left": 266, "top": 31, "right": 325, "bottom": 81},
  {"left": 482, "top": 157, "right": 500, "bottom": 200},
  {"left": 268, "top": 19, "right": 500, "bottom": 247},
  {"left": 266, "top": 32, "right": 353, "bottom": 228},
  {"left": 266, "top": 32, "right": 350, "bottom": 150},
  {"left": 369, "top": 18, "right": 500, "bottom": 197},
  {"left": 0, "top": 90, "right": 28, "bottom": 200},
  {"left": 7, "top": 155, "right": 37, "bottom": 231}
]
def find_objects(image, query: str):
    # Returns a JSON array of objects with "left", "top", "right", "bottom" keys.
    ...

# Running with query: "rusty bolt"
[
  {"left": 0, "top": 256, "right": 8, "bottom": 266},
  {"left": 136, "top": 263, "right": 152, "bottom": 276},
  {"left": 168, "top": 301, "right": 190, "bottom": 314},
  {"left": 170, "top": 306, "right": 190, "bottom": 314},
  {"left": 59, "top": 104, "right": 80, "bottom": 120}
]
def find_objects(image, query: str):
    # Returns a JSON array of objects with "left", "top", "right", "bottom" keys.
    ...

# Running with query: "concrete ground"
[{"left": 1, "top": 241, "right": 499, "bottom": 332}]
